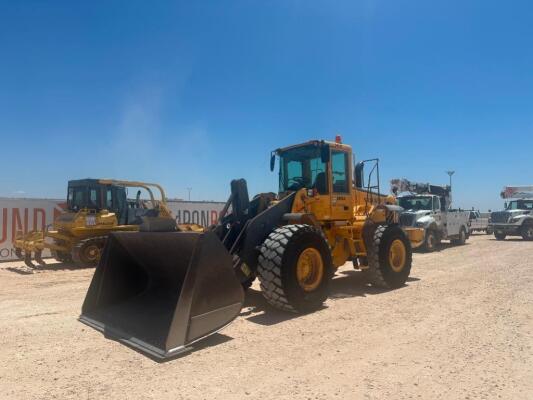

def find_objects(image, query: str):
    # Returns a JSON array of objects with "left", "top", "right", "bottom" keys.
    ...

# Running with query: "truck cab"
[
  {"left": 393, "top": 179, "right": 470, "bottom": 252},
  {"left": 490, "top": 198, "right": 533, "bottom": 241}
]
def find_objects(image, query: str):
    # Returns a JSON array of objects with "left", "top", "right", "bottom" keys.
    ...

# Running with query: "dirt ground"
[{"left": 0, "top": 234, "right": 532, "bottom": 400}]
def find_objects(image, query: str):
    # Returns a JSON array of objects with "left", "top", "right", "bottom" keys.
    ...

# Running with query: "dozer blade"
[{"left": 79, "top": 231, "right": 244, "bottom": 359}]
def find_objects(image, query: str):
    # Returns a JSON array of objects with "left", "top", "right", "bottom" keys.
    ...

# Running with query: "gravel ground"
[{"left": 0, "top": 234, "right": 532, "bottom": 400}]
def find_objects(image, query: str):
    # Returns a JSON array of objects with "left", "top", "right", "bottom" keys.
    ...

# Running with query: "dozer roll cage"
[{"left": 97, "top": 179, "right": 168, "bottom": 206}]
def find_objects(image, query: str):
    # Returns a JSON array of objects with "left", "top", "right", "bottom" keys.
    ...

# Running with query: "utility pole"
[
  {"left": 186, "top": 187, "right": 192, "bottom": 201},
  {"left": 446, "top": 171, "right": 455, "bottom": 190}
]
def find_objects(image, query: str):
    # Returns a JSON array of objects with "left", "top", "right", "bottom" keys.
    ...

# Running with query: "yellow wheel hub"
[
  {"left": 389, "top": 239, "right": 407, "bottom": 273},
  {"left": 84, "top": 245, "right": 100, "bottom": 262},
  {"left": 296, "top": 248, "right": 324, "bottom": 292}
]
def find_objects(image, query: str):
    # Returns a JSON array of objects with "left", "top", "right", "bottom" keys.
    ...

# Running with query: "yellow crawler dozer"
[
  {"left": 14, "top": 179, "right": 176, "bottom": 267},
  {"left": 80, "top": 138, "right": 423, "bottom": 359}
]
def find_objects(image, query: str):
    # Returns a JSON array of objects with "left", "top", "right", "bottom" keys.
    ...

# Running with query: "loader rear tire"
[
  {"left": 71, "top": 236, "right": 106, "bottom": 266},
  {"left": 257, "top": 224, "right": 333, "bottom": 313},
  {"left": 365, "top": 225, "right": 412, "bottom": 289}
]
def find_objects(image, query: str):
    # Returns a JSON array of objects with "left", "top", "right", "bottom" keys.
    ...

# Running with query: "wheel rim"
[
  {"left": 296, "top": 248, "right": 324, "bottom": 292},
  {"left": 84, "top": 244, "right": 101, "bottom": 263},
  {"left": 389, "top": 239, "right": 407, "bottom": 273},
  {"left": 527, "top": 227, "right": 533, "bottom": 238}
]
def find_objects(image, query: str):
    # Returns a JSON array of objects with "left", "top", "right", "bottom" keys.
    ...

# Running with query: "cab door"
[{"left": 330, "top": 149, "right": 353, "bottom": 221}]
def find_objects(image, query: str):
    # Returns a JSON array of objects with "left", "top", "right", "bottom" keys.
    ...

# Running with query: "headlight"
[
  {"left": 416, "top": 222, "right": 425, "bottom": 227},
  {"left": 510, "top": 216, "right": 521, "bottom": 223}
]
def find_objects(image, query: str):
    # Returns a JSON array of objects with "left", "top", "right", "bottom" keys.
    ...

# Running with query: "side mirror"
[
  {"left": 354, "top": 162, "right": 364, "bottom": 188},
  {"left": 504, "top": 202, "right": 508, "bottom": 209},
  {"left": 320, "top": 144, "right": 330, "bottom": 163},
  {"left": 270, "top": 152, "right": 276, "bottom": 172}
]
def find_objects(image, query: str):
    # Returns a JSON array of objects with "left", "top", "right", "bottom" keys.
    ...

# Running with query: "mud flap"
[{"left": 79, "top": 231, "right": 244, "bottom": 359}]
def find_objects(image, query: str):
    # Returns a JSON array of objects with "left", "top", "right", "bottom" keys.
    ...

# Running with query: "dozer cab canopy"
[{"left": 67, "top": 178, "right": 170, "bottom": 225}]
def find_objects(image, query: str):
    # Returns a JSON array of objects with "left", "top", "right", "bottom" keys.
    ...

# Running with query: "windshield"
[
  {"left": 278, "top": 145, "right": 327, "bottom": 193},
  {"left": 398, "top": 196, "right": 433, "bottom": 211},
  {"left": 67, "top": 186, "right": 102, "bottom": 211},
  {"left": 507, "top": 200, "right": 533, "bottom": 210}
]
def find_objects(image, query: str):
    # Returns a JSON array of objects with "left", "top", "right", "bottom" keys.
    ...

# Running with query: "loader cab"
[{"left": 274, "top": 139, "right": 353, "bottom": 220}]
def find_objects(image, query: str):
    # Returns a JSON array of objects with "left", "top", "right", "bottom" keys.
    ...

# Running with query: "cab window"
[
  {"left": 89, "top": 187, "right": 101, "bottom": 209},
  {"left": 331, "top": 151, "right": 349, "bottom": 193},
  {"left": 279, "top": 145, "right": 327, "bottom": 194},
  {"left": 105, "top": 188, "right": 113, "bottom": 210},
  {"left": 433, "top": 197, "right": 441, "bottom": 211}
]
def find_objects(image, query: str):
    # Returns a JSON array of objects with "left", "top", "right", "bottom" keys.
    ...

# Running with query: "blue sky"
[{"left": 1, "top": 1, "right": 532, "bottom": 211}]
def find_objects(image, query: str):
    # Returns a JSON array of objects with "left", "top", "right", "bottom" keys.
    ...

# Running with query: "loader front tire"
[
  {"left": 257, "top": 224, "right": 333, "bottom": 313},
  {"left": 365, "top": 225, "right": 412, "bottom": 289},
  {"left": 71, "top": 237, "right": 106, "bottom": 266}
]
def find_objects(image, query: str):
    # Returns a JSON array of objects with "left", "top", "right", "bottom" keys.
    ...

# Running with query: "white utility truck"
[
  {"left": 391, "top": 179, "right": 470, "bottom": 252},
  {"left": 489, "top": 186, "right": 533, "bottom": 241}
]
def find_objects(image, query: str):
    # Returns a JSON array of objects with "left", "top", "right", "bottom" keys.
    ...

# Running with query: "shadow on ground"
[
  {"left": 488, "top": 238, "right": 529, "bottom": 242},
  {"left": 241, "top": 270, "right": 420, "bottom": 327},
  {"left": 5, "top": 261, "right": 94, "bottom": 275},
  {"left": 103, "top": 329, "right": 234, "bottom": 363},
  {"left": 414, "top": 242, "right": 471, "bottom": 253}
]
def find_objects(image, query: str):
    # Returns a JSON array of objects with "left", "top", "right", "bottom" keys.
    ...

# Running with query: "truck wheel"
[
  {"left": 422, "top": 230, "right": 438, "bottom": 252},
  {"left": 365, "top": 225, "right": 412, "bottom": 289},
  {"left": 521, "top": 223, "right": 533, "bottom": 241},
  {"left": 71, "top": 237, "right": 107, "bottom": 266},
  {"left": 451, "top": 227, "right": 467, "bottom": 245},
  {"left": 494, "top": 232, "right": 506, "bottom": 241},
  {"left": 257, "top": 224, "right": 333, "bottom": 313}
]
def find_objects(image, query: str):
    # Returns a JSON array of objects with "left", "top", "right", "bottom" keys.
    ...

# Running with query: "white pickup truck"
[
  {"left": 392, "top": 179, "right": 471, "bottom": 252},
  {"left": 468, "top": 211, "right": 492, "bottom": 234}
]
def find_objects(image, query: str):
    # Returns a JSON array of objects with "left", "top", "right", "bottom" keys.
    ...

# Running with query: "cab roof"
[
  {"left": 68, "top": 179, "right": 105, "bottom": 187},
  {"left": 275, "top": 139, "right": 352, "bottom": 154}
]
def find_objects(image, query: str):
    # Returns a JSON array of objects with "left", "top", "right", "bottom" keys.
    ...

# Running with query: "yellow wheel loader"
[
  {"left": 80, "top": 138, "right": 424, "bottom": 359},
  {"left": 14, "top": 179, "right": 176, "bottom": 268}
]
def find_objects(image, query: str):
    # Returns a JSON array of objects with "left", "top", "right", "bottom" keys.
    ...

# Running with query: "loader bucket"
[{"left": 79, "top": 231, "right": 244, "bottom": 359}]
